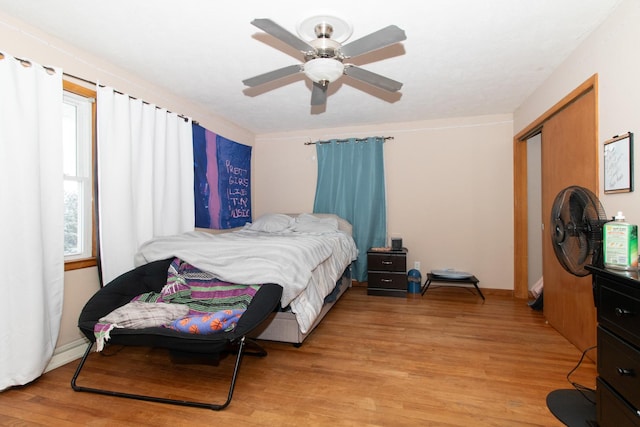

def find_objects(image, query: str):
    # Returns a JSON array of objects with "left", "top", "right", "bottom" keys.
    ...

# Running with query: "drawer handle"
[
  {"left": 381, "top": 279, "right": 393, "bottom": 283},
  {"left": 382, "top": 261, "right": 393, "bottom": 265},
  {"left": 617, "top": 367, "right": 635, "bottom": 376},
  {"left": 615, "top": 307, "right": 634, "bottom": 317}
]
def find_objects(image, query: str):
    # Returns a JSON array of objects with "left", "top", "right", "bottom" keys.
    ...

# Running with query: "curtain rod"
[
  {"left": 304, "top": 136, "right": 394, "bottom": 145},
  {"left": 1, "top": 52, "right": 59, "bottom": 75},
  {"left": 0, "top": 54, "right": 192, "bottom": 123},
  {"left": 63, "top": 71, "right": 97, "bottom": 86},
  {"left": 63, "top": 72, "right": 192, "bottom": 123},
  {"left": 2, "top": 54, "right": 94, "bottom": 87}
]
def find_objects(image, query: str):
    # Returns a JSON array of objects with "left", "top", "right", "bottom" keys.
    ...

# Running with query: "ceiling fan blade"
[
  {"left": 344, "top": 65, "right": 403, "bottom": 92},
  {"left": 339, "top": 25, "right": 406, "bottom": 58},
  {"left": 251, "top": 18, "right": 315, "bottom": 53},
  {"left": 311, "top": 82, "right": 328, "bottom": 106},
  {"left": 242, "top": 64, "right": 302, "bottom": 87}
]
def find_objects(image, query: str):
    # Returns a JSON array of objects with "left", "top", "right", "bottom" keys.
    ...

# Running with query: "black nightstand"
[{"left": 367, "top": 248, "right": 407, "bottom": 297}]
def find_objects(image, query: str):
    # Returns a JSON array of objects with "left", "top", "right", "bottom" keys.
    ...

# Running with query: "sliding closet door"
[{"left": 541, "top": 88, "right": 598, "bottom": 353}]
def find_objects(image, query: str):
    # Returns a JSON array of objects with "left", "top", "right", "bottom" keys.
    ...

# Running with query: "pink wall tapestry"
[{"left": 193, "top": 123, "right": 252, "bottom": 229}]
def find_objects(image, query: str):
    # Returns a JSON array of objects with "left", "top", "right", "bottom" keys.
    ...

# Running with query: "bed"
[{"left": 135, "top": 213, "right": 358, "bottom": 345}]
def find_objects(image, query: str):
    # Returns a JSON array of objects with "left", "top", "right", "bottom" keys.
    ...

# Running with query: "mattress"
[{"left": 135, "top": 213, "right": 358, "bottom": 336}]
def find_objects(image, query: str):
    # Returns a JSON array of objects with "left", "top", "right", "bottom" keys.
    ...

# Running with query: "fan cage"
[{"left": 550, "top": 186, "right": 607, "bottom": 276}]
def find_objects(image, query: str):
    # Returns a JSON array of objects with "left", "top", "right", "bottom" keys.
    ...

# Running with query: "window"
[{"left": 63, "top": 81, "right": 97, "bottom": 270}]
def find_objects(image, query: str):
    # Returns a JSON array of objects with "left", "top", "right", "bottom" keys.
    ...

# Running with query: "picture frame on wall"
[{"left": 604, "top": 132, "right": 634, "bottom": 194}]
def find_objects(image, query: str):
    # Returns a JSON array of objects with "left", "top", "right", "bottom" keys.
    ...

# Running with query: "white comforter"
[{"left": 134, "top": 228, "right": 357, "bottom": 333}]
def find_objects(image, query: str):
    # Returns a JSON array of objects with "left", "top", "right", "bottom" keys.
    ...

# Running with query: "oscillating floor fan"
[
  {"left": 550, "top": 185, "right": 608, "bottom": 275},
  {"left": 546, "top": 185, "right": 608, "bottom": 427}
]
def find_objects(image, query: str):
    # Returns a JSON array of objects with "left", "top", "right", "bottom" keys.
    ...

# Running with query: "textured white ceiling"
[{"left": 0, "top": 0, "right": 624, "bottom": 134}]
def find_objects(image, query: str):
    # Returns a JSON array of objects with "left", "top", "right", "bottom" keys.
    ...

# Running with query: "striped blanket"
[
  {"left": 133, "top": 257, "right": 261, "bottom": 314},
  {"left": 93, "top": 258, "right": 260, "bottom": 351}
]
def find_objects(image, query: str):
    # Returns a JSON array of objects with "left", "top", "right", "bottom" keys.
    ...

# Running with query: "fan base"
[{"left": 546, "top": 389, "right": 597, "bottom": 426}]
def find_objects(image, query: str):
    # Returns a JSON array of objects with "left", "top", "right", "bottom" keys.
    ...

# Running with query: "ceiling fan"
[{"left": 242, "top": 15, "right": 407, "bottom": 107}]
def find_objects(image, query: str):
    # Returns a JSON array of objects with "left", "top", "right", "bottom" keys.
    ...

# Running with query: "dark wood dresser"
[
  {"left": 367, "top": 248, "right": 407, "bottom": 297},
  {"left": 588, "top": 265, "right": 640, "bottom": 426}
]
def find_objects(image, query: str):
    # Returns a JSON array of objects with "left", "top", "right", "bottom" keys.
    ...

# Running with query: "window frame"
[{"left": 63, "top": 80, "right": 97, "bottom": 271}]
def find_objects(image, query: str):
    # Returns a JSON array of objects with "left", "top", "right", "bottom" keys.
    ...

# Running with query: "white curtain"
[
  {"left": 97, "top": 86, "right": 194, "bottom": 285},
  {"left": 0, "top": 53, "right": 64, "bottom": 390}
]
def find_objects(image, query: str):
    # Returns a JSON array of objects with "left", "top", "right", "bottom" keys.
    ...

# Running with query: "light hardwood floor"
[{"left": 0, "top": 285, "right": 596, "bottom": 426}]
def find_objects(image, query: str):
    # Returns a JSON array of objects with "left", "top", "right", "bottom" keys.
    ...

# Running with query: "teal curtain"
[{"left": 313, "top": 137, "right": 387, "bottom": 282}]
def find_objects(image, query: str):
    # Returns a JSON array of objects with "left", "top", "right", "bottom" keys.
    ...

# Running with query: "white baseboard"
[{"left": 46, "top": 337, "right": 90, "bottom": 373}]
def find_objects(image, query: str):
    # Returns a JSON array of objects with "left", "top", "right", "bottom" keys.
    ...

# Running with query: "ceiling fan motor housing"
[{"left": 306, "top": 37, "right": 342, "bottom": 59}]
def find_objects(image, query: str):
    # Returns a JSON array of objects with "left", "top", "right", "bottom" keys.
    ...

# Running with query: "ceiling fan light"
[{"left": 303, "top": 58, "right": 344, "bottom": 84}]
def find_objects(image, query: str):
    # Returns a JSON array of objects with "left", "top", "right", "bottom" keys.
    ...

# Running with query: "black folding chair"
[{"left": 71, "top": 258, "right": 282, "bottom": 410}]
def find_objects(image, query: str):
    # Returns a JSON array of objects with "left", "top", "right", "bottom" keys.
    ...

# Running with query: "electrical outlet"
[{"left": 414, "top": 261, "right": 420, "bottom": 270}]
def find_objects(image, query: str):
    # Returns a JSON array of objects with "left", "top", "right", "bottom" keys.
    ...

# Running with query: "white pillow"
[
  {"left": 292, "top": 213, "right": 339, "bottom": 233},
  {"left": 289, "top": 213, "right": 352, "bottom": 235},
  {"left": 246, "top": 213, "right": 294, "bottom": 232}
]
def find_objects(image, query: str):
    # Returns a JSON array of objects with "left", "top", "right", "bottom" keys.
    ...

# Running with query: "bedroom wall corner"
[
  {"left": 253, "top": 134, "right": 319, "bottom": 217},
  {"left": 254, "top": 115, "right": 515, "bottom": 291}
]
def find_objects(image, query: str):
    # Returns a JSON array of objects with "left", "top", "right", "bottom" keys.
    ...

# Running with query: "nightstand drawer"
[
  {"left": 367, "top": 252, "right": 407, "bottom": 272},
  {"left": 598, "top": 283, "right": 640, "bottom": 348},
  {"left": 368, "top": 272, "right": 407, "bottom": 290},
  {"left": 597, "top": 377, "right": 640, "bottom": 427},
  {"left": 598, "top": 326, "right": 640, "bottom": 411}
]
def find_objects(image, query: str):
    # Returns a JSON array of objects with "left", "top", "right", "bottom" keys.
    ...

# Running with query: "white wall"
[
  {"left": 255, "top": 114, "right": 515, "bottom": 290},
  {"left": 515, "top": 0, "right": 640, "bottom": 224}
]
